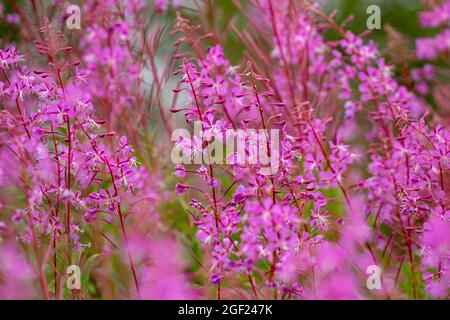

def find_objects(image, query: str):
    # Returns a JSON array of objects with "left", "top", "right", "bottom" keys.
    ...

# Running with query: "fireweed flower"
[
  {"left": 167, "top": 0, "right": 450, "bottom": 300},
  {"left": 327, "top": 5, "right": 450, "bottom": 299},
  {"left": 420, "top": 215, "right": 450, "bottom": 298},
  {"left": 0, "top": 242, "right": 35, "bottom": 299},
  {"left": 415, "top": 1, "right": 450, "bottom": 61},
  {"left": 127, "top": 236, "right": 197, "bottom": 299},
  {"left": 170, "top": 5, "right": 364, "bottom": 299},
  {"left": 0, "top": 18, "right": 155, "bottom": 298},
  {"left": 80, "top": 0, "right": 146, "bottom": 133},
  {"left": 0, "top": 0, "right": 448, "bottom": 300}
]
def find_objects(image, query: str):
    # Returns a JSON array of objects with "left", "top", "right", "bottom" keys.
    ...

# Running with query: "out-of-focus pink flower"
[
  {"left": 129, "top": 236, "right": 197, "bottom": 299},
  {"left": 0, "top": 242, "right": 35, "bottom": 299},
  {"left": 420, "top": 215, "right": 450, "bottom": 298}
]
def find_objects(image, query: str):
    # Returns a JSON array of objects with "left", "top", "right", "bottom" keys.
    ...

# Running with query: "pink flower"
[{"left": 416, "top": 38, "right": 437, "bottom": 60}]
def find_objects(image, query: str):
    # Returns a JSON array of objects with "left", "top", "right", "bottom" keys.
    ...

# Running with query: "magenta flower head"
[
  {"left": 176, "top": 183, "right": 189, "bottom": 195},
  {"left": 174, "top": 165, "right": 186, "bottom": 178},
  {"left": 0, "top": 0, "right": 448, "bottom": 302}
]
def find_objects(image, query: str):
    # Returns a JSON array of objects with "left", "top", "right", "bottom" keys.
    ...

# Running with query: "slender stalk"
[
  {"left": 65, "top": 115, "right": 72, "bottom": 265},
  {"left": 104, "top": 159, "right": 141, "bottom": 298},
  {"left": 1, "top": 68, "right": 31, "bottom": 139}
]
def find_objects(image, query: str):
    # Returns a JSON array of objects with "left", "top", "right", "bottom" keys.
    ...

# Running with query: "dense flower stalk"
[{"left": 0, "top": 0, "right": 448, "bottom": 300}]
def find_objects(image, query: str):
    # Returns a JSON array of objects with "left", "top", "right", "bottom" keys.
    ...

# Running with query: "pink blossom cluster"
[
  {"left": 171, "top": 0, "right": 449, "bottom": 299},
  {"left": 416, "top": 0, "right": 450, "bottom": 60},
  {"left": 0, "top": 0, "right": 448, "bottom": 300},
  {"left": 0, "top": 1, "right": 192, "bottom": 300}
]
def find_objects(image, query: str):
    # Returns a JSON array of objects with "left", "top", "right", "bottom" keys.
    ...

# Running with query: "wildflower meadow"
[{"left": 0, "top": 0, "right": 449, "bottom": 302}]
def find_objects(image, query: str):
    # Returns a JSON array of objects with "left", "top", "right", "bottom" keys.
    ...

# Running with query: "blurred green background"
[{"left": 325, "top": 0, "right": 433, "bottom": 45}]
